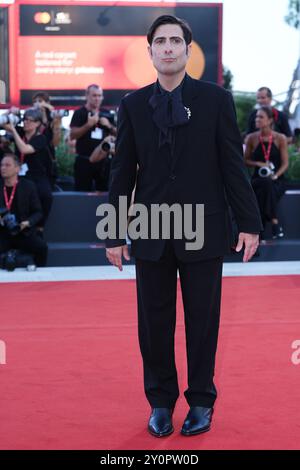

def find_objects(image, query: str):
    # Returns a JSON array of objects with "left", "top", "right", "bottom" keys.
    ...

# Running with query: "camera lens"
[{"left": 101, "top": 141, "right": 111, "bottom": 152}]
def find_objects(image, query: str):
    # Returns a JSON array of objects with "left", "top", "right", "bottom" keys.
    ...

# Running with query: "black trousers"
[
  {"left": 26, "top": 176, "right": 53, "bottom": 227},
  {"left": 35, "top": 178, "right": 53, "bottom": 227},
  {"left": 0, "top": 230, "right": 48, "bottom": 267},
  {"left": 135, "top": 241, "right": 223, "bottom": 409},
  {"left": 74, "top": 155, "right": 111, "bottom": 192}
]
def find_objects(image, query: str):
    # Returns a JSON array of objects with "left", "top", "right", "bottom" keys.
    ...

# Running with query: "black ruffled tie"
[{"left": 149, "top": 80, "right": 189, "bottom": 148}]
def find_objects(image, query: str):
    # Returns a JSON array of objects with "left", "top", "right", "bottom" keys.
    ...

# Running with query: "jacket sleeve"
[
  {"left": 105, "top": 98, "right": 138, "bottom": 248},
  {"left": 217, "top": 91, "right": 263, "bottom": 234},
  {"left": 27, "top": 184, "right": 43, "bottom": 227},
  {"left": 246, "top": 109, "right": 256, "bottom": 135}
]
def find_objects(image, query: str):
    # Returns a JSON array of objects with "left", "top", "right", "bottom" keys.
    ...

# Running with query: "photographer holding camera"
[
  {"left": 2, "top": 108, "right": 53, "bottom": 234},
  {"left": 0, "top": 153, "right": 48, "bottom": 267},
  {"left": 89, "top": 135, "right": 116, "bottom": 164},
  {"left": 244, "top": 106, "right": 289, "bottom": 239},
  {"left": 32, "top": 92, "right": 65, "bottom": 188},
  {"left": 70, "top": 84, "right": 116, "bottom": 191},
  {"left": 246, "top": 87, "right": 292, "bottom": 144}
]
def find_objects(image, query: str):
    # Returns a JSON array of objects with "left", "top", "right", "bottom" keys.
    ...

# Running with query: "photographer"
[
  {"left": 246, "top": 87, "right": 292, "bottom": 144},
  {"left": 244, "top": 106, "right": 289, "bottom": 239},
  {"left": 32, "top": 92, "right": 64, "bottom": 188},
  {"left": 0, "top": 153, "right": 48, "bottom": 267},
  {"left": 0, "top": 134, "right": 12, "bottom": 163},
  {"left": 70, "top": 84, "right": 116, "bottom": 191},
  {"left": 89, "top": 135, "right": 115, "bottom": 161},
  {"left": 3, "top": 108, "right": 53, "bottom": 233}
]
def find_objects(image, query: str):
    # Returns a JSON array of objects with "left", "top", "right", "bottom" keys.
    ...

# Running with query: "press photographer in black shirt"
[
  {"left": 70, "top": 84, "right": 116, "bottom": 191},
  {"left": 32, "top": 92, "right": 63, "bottom": 188},
  {"left": 246, "top": 87, "right": 292, "bottom": 144},
  {"left": 0, "top": 153, "right": 48, "bottom": 267},
  {"left": 3, "top": 108, "right": 53, "bottom": 233}
]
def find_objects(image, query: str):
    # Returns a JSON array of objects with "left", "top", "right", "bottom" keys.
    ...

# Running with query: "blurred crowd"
[{"left": 0, "top": 83, "right": 297, "bottom": 269}]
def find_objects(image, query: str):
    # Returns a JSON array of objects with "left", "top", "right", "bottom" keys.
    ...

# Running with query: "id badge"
[
  {"left": 91, "top": 128, "right": 103, "bottom": 140},
  {"left": 19, "top": 163, "right": 29, "bottom": 176}
]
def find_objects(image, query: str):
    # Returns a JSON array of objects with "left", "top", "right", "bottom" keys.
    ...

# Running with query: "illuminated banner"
[{"left": 16, "top": 3, "right": 222, "bottom": 106}]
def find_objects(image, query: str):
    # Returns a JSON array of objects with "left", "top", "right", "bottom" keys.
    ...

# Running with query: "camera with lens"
[
  {"left": 50, "top": 109, "right": 69, "bottom": 119},
  {"left": 0, "top": 249, "right": 35, "bottom": 271},
  {"left": 0, "top": 113, "right": 20, "bottom": 128},
  {"left": 97, "top": 109, "right": 117, "bottom": 131},
  {"left": 0, "top": 207, "right": 20, "bottom": 236},
  {"left": 100, "top": 139, "right": 115, "bottom": 153},
  {"left": 33, "top": 102, "right": 69, "bottom": 119},
  {"left": 258, "top": 162, "right": 275, "bottom": 178}
]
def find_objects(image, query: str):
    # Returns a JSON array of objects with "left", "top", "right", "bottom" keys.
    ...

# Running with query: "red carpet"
[{"left": 0, "top": 275, "right": 299, "bottom": 450}]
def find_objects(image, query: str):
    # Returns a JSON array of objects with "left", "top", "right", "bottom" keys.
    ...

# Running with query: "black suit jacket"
[
  {"left": 0, "top": 177, "right": 43, "bottom": 233},
  {"left": 106, "top": 75, "right": 262, "bottom": 261}
]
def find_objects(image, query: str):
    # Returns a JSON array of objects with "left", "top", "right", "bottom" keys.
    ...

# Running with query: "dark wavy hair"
[
  {"left": 258, "top": 87, "right": 272, "bottom": 99},
  {"left": 258, "top": 106, "right": 274, "bottom": 120},
  {"left": 24, "top": 107, "right": 43, "bottom": 123},
  {"left": 147, "top": 15, "right": 192, "bottom": 46},
  {"left": 2, "top": 153, "right": 21, "bottom": 166},
  {"left": 32, "top": 91, "right": 50, "bottom": 103}
]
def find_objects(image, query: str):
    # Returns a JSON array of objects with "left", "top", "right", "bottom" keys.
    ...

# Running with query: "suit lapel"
[{"left": 171, "top": 75, "right": 199, "bottom": 172}]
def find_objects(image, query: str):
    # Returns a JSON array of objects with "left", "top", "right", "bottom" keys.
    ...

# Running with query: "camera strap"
[
  {"left": 259, "top": 133, "right": 273, "bottom": 162},
  {"left": 3, "top": 181, "right": 18, "bottom": 211}
]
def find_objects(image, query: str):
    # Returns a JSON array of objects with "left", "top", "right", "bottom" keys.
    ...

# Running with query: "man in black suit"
[
  {"left": 0, "top": 153, "right": 48, "bottom": 267},
  {"left": 105, "top": 16, "right": 262, "bottom": 437}
]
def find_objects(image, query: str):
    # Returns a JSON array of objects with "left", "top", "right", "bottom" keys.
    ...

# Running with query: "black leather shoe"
[
  {"left": 181, "top": 407, "right": 213, "bottom": 436},
  {"left": 148, "top": 408, "right": 174, "bottom": 437}
]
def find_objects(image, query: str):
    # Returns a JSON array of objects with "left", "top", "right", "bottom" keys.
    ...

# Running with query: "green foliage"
[
  {"left": 287, "top": 145, "right": 300, "bottom": 180},
  {"left": 233, "top": 94, "right": 256, "bottom": 134},
  {"left": 285, "top": 0, "right": 300, "bottom": 29},
  {"left": 55, "top": 133, "right": 76, "bottom": 177},
  {"left": 222, "top": 65, "right": 233, "bottom": 91}
]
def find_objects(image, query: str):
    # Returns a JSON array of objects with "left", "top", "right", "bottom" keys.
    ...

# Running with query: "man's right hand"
[
  {"left": 106, "top": 245, "right": 130, "bottom": 271},
  {"left": 87, "top": 113, "right": 100, "bottom": 128}
]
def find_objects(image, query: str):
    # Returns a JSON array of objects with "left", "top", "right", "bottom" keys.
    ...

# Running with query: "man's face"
[
  {"left": 148, "top": 24, "right": 191, "bottom": 76},
  {"left": 86, "top": 87, "right": 104, "bottom": 109},
  {"left": 0, "top": 157, "right": 19, "bottom": 179},
  {"left": 256, "top": 90, "right": 272, "bottom": 106}
]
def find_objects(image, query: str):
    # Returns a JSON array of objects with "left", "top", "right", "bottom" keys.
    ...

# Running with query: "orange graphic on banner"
[
  {"left": 34, "top": 12, "right": 51, "bottom": 24},
  {"left": 18, "top": 36, "right": 205, "bottom": 90}
]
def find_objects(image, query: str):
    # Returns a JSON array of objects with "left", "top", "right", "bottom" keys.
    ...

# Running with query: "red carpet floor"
[{"left": 0, "top": 275, "right": 299, "bottom": 450}]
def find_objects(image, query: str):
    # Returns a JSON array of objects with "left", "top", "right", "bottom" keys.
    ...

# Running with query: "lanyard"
[
  {"left": 3, "top": 181, "right": 18, "bottom": 210},
  {"left": 259, "top": 133, "right": 273, "bottom": 162}
]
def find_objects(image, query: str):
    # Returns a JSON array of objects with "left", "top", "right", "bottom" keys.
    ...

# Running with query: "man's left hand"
[{"left": 235, "top": 232, "right": 259, "bottom": 262}]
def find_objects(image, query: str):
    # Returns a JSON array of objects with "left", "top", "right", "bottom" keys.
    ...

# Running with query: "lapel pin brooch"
[{"left": 184, "top": 106, "right": 192, "bottom": 120}]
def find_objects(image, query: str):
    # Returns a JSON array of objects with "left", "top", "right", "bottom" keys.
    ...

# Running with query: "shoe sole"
[
  {"left": 148, "top": 427, "right": 174, "bottom": 438},
  {"left": 180, "top": 425, "right": 211, "bottom": 436}
]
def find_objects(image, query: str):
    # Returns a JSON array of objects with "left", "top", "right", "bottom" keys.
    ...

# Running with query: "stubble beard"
[{"left": 157, "top": 61, "right": 187, "bottom": 77}]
